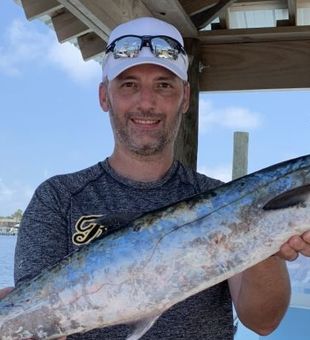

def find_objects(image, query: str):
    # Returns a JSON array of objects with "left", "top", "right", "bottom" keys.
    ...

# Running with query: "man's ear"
[
  {"left": 99, "top": 82, "right": 109, "bottom": 112},
  {"left": 182, "top": 82, "right": 190, "bottom": 114}
]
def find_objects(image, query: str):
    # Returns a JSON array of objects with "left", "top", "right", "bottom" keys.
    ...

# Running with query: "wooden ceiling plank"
[
  {"left": 178, "top": 0, "right": 219, "bottom": 16},
  {"left": 51, "top": 9, "right": 91, "bottom": 43},
  {"left": 288, "top": 0, "right": 297, "bottom": 25},
  {"left": 20, "top": 0, "right": 63, "bottom": 20},
  {"left": 57, "top": 0, "right": 109, "bottom": 41},
  {"left": 142, "top": 0, "right": 198, "bottom": 37},
  {"left": 191, "top": 0, "right": 237, "bottom": 29},
  {"left": 211, "top": 8, "right": 230, "bottom": 29},
  {"left": 77, "top": 32, "right": 107, "bottom": 61},
  {"left": 58, "top": 0, "right": 153, "bottom": 42},
  {"left": 199, "top": 25, "right": 310, "bottom": 44},
  {"left": 77, "top": 0, "right": 153, "bottom": 30},
  {"left": 230, "top": 0, "right": 287, "bottom": 11},
  {"left": 199, "top": 39, "right": 310, "bottom": 91}
]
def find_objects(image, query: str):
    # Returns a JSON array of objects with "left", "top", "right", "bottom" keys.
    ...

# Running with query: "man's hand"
[
  {"left": 276, "top": 231, "right": 310, "bottom": 261},
  {"left": 0, "top": 287, "right": 66, "bottom": 340}
]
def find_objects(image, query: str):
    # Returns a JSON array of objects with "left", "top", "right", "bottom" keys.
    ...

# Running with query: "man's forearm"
[{"left": 230, "top": 255, "right": 290, "bottom": 335}]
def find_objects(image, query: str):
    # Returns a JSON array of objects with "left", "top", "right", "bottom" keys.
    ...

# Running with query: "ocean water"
[{"left": 0, "top": 235, "right": 17, "bottom": 288}]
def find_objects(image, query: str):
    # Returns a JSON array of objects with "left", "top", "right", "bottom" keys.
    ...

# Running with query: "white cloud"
[
  {"left": 0, "top": 19, "right": 101, "bottom": 84},
  {"left": 0, "top": 19, "right": 50, "bottom": 76},
  {"left": 198, "top": 164, "right": 232, "bottom": 183},
  {"left": 48, "top": 39, "right": 101, "bottom": 84},
  {"left": 199, "top": 99, "right": 263, "bottom": 133},
  {"left": 0, "top": 178, "right": 34, "bottom": 216}
]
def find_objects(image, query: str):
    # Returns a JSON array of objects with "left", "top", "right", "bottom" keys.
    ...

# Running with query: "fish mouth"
[{"left": 263, "top": 184, "right": 310, "bottom": 210}]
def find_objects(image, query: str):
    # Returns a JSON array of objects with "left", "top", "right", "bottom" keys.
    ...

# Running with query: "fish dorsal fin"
[
  {"left": 264, "top": 184, "right": 310, "bottom": 210},
  {"left": 126, "top": 315, "right": 161, "bottom": 340}
]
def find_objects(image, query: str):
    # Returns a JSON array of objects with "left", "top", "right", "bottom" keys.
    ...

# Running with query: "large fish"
[{"left": 1, "top": 155, "right": 310, "bottom": 339}]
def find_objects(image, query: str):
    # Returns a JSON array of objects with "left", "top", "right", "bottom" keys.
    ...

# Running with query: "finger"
[
  {"left": 278, "top": 243, "right": 298, "bottom": 261},
  {"left": 302, "top": 230, "right": 310, "bottom": 243},
  {"left": 0, "top": 287, "right": 14, "bottom": 299},
  {"left": 289, "top": 235, "right": 310, "bottom": 257},
  {"left": 288, "top": 236, "right": 305, "bottom": 252}
]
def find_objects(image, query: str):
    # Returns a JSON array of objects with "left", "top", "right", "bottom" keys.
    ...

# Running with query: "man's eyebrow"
[
  {"left": 117, "top": 75, "right": 138, "bottom": 81},
  {"left": 156, "top": 76, "right": 178, "bottom": 81}
]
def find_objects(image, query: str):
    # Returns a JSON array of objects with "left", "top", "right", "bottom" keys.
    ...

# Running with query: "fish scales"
[{"left": 1, "top": 155, "right": 310, "bottom": 339}]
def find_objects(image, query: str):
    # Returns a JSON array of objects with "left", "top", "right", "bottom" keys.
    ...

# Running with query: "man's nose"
[{"left": 136, "top": 86, "right": 156, "bottom": 111}]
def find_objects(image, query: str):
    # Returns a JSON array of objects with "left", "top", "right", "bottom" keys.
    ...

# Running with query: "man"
[{"left": 1, "top": 16, "right": 310, "bottom": 339}]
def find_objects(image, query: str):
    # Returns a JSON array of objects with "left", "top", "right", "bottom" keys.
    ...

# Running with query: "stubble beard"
[{"left": 109, "top": 107, "right": 183, "bottom": 157}]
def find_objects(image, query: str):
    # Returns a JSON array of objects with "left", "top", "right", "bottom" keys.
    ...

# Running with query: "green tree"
[{"left": 10, "top": 209, "right": 23, "bottom": 221}]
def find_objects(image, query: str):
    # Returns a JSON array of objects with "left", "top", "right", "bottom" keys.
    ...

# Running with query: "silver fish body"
[{"left": 1, "top": 155, "right": 310, "bottom": 339}]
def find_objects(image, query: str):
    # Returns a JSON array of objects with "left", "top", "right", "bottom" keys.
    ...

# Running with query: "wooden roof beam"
[
  {"left": 191, "top": 0, "right": 237, "bottom": 29},
  {"left": 199, "top": 39, "right": 310, "bottom": 91},
  {"left": 199, "top": 25, "right": 310, "bottom": 44},
  {"left": 141, "top": 0, "right": 197, "bottom": 37},
  {"left": 20, "top": 0, "right": 63, "bottom": 20},
  {"left": 77, "top": 32, "right": 106, "bottom": 61},
  {"left": 57, "top": 0, "right": 153, "bottom": 43},
  {"left": 178, "top": 0, "right": 219, "bottom": 16},
  {"left": 277, "top": 0, "right": 297, "bottom": 26},
  {"left": 288, "top": 0, "right": 297, "bottom": 24},
  {"left": 211, "top": 8, "right": 230, "bottom": 30},
  {"left": 51, "top": 9, "right": 91, "bottom": 43}
]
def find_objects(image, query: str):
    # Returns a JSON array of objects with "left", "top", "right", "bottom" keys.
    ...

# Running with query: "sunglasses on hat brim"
[{"left": 106, "top": 35, "right": 187, "bottom": 61}]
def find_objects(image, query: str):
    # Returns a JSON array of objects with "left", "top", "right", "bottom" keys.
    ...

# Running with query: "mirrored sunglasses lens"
[
  {"left": 113, "top": 37, "right": 141, "bottom": 58},
  {"left": 151, "top": 37, "right": 179, "bottom": 60}
]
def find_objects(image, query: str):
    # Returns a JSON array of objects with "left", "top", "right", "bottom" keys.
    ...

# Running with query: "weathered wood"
[
  {"left": 52, "top": 9, "right": 90, "bottom": 43},
  {"left": 276, "top": 19, "right": 292, "bottom": 27},
  {"left": 232, "top": 132, "right": 249, "bottom": 180},
  {"left": 142, "top": 0, "right": 197, "bottom": 37},
  {"left": 299, "top": 0, "right": 310, "bottom": 7},
  {"left": 199, "top": 39, "right": 310, "bottom": 91},
  {"left": 58, "top": 0, "right": 153, "bottom": 42},
  {"left": 77, "top": 32, "right": 106, "bottom": 61},
  {"left": 191, "top": 0, "right": 237, "bottom": 29},
  {"left": 288, "top": 0, "right": 297, "bottom": 25},
  {"left": 20, "top": 0, "right": 63, "bottom": 20},
  {"left": 211, "top": 9, "right": 229, "bottom": 30},
  {"left": 174, "top": 38, "right": 200, "bottom": 170},
  {"left": 231, "top": 0, "right": 286, "bottom": 11},
  {"left": 199, "top": 25, "right": 310, "bottom": 44},
  {"left": 76, "top": 0, "right": 152, "bottom": 28},
  {"left": 179, "top": 0, "right": 219, "bottom": 15}
]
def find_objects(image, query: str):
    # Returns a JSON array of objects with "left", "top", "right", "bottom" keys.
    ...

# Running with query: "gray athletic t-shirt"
[{"left": 14, "top": 159, "right": 233, "bottom": 339}]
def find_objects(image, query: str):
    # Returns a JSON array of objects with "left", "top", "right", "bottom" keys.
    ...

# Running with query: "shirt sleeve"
[{"left": 14, "top": 178, "right": 70, "bottom": 286}]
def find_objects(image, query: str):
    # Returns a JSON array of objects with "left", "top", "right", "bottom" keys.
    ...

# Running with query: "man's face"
[{"left": 99, "top": 64, "right": 190, "bottom": 157}]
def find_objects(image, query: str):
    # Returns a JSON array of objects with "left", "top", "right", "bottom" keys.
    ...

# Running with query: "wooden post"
[
  {"left": 174, "top": 38, "right": 200, "bottom": 170},
  {"left": 232, "top": 131, "right": 249, "bottom": 180}
]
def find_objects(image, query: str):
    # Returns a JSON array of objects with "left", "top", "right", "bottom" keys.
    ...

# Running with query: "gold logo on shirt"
[{"left": 72, "top": 215, "right": 107, "bottom": 245}]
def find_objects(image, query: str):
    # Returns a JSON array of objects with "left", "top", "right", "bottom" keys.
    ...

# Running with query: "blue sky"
[{"left": 1, "top": 0, "right": 309, "bottom": 216}]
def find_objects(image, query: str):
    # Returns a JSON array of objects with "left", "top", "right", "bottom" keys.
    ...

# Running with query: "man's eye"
[
  {"left": 158, "top": 82, "right": 172, "bottom": 88},
  {"left": 124, "top": 82, "right": 136, "bottom": 87}
]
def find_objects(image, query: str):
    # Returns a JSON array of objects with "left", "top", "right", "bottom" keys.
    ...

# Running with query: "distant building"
[{"left": 0, "top": 218, "right": 19, "bottom": 235}]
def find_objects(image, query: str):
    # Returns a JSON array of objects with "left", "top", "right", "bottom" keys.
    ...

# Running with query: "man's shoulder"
[
  {"left": 37, "top": 162, "right": 105, "bottom": 198},
  {"left": 176, "top": 162, "right": 223, "bottom": 193}
]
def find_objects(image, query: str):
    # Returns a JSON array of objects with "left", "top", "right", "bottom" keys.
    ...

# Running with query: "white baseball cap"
[{"left": 102, "top": 17, "right": 189, "bottom": 81}]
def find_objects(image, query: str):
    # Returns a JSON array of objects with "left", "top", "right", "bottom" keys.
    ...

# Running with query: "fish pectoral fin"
[
  {"left": 263, "top": 184, "right": 310, "bottom": 210},
  {"left": 126, "top": 314, "right": 161, "bottom": 340}
]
